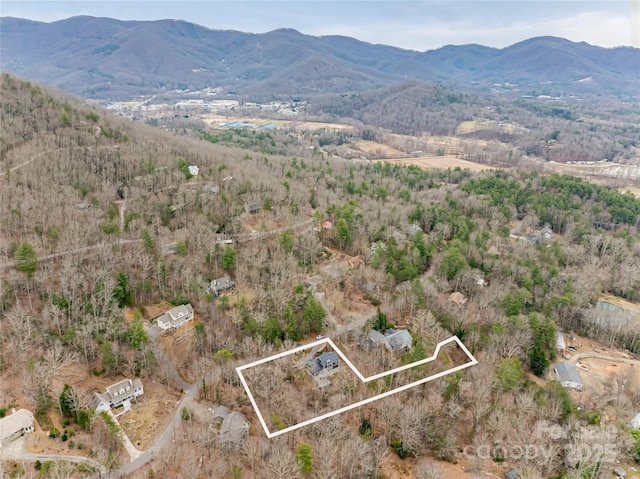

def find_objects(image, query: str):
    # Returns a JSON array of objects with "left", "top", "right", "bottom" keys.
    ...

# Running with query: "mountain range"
[{"left": 1, "top": 16, "right": 638, "bottom": 99}]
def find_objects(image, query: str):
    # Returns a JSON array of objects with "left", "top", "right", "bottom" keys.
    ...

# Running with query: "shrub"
[
  {"left": 180, "top": 407, "right": 191, "bottom": 421},
  {"left": 392, "top": 438, "right": 408, "bottom": 459}
]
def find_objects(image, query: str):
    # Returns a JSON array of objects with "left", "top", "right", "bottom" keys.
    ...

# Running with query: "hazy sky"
[{"left": 2, "top": 1, "right": 638, "bottom": 50}]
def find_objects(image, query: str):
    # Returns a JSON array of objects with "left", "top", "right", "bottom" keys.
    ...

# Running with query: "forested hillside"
[
  {"left": 1, "top": 16, "right": 639, "bottom": 98},
  {"left": 308, "top": 80, "right": 640, "bottom": 166},
  {"left": 1, "top": 74, "right": 639, "bottom": 478}
]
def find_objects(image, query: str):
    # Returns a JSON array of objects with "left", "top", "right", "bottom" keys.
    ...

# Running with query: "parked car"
[
  {"left": 568, "top": 346, "right": 577, "bottom": 351},
  {"left": 315, "top": 335, "right": 324, "bottom": 340}
]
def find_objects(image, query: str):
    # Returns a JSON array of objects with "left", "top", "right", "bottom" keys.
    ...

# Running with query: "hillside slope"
[{"left": 1, "top": 16, "right": 638, "bottom": 98}]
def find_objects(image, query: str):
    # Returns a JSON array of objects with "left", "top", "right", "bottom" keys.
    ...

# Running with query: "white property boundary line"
[{"left": 236, "top": 336, "right": 477, "bottom": 438}]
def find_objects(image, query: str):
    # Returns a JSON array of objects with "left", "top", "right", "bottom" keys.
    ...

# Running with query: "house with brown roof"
[{"left": 449, "top": 292, "right": 467, "bottom": 306}]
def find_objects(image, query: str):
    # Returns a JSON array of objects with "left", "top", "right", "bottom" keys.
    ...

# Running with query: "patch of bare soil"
[
  {"left": 378, "top": 452, "right": 510, "bottom": 478},
  {"left": 159, "top": 321, "right": 197, "bottom": 383},
  {"left": 141, "top": 301, "right": 175, "bottom": 321},
  {"left": 387, "top": 156, "right": 493, "bottom": 173},
  {"left": 25, "top": 408, "right": 95, "bottom": 457},
  {"left": 120, "top": 380, "right": 183, "bottom": 450},
  {"left": 243, "top": 211, "right": 291, "bottom": 234},
  {"left": 598, "top": 293, "right": 640, "bottom": 315},
  {"left": 618, "top": 185, "right": 640, "bottom": 196},
  {"left": 355, "top": 141, "right": 407, "bottom": 158},
  {"left": 295, "top": 121, "right": 354, "bottom": 131}
]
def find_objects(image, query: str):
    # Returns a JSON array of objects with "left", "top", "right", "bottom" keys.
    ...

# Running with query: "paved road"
[
  {"left": 569, "top": 351, "right": 640, "bottom": 366},
  {"left": 1, "top": 145, "right": 119, "bottom": 178},
  {"left": 114, "top": 383, "right": 199, "bottom": 478},
  {"left": 0, "top": 239, "right": 144, "bottom": 270},
  {"left": 0, "top": 217, "right": 314, "bottom": 271},
  {"left": 0, "top": 436, "right": 106, "bottom": 473}
]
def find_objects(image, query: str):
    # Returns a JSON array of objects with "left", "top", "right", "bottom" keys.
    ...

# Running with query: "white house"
[
  {"left": 630, "top": 412, "right": 640, "bottom": 429},
  {"left": 553, "top": 362, "right": 583, "bottom": 391},
  {"left": 0, "top": 409, "right": 35, "bottom": 447},
  {"left": 156, "top": 304, "right": 194, "bottom": 330},
  {"left": 90, "top": 378, "right": 144, "bottom": 412}
]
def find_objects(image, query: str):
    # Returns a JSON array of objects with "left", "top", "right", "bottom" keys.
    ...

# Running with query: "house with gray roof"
[
  {"left": 245, "top": 203, "right": 261, "bottom": 214},
  {"left": 211, "top": 405, "right": 230, "bottom": 426},
  {"left": 90, "top": 378, "right": 144, "bottom": 412},
  {"left": 307, "top": 351, "right": 339, "bottom": 376},
  {"left": 368, "top": 328, "right": 413, "bottom": 354},
  {"left": 504, "top": 469, "right": 520, "bottom": 479},
  {"left": 409, "top": 223, "right": 422, "bottom": 237},
  {"left": 210, "top": 276, "right": 236, "bottom": 295},
  {"left": 384, "top": 329, "right": 413, "bottom": 353},
  {"left": 220, "top": 412, "right": 249, "bottom": 445},
  {"left": 0, "top": 409, "right": 34, "bottom": 447},
  {"left": 553, "top": 362, "right": 583, "bottom": 391},
  {"left": 156, "top": 304, "right": 194, "bottom": 330}
]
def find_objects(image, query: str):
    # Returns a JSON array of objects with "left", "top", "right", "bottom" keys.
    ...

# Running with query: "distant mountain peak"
[{"left": 1, "top": 16, "right": 638, "bottom": 99}]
